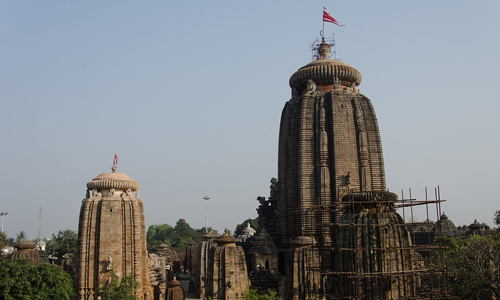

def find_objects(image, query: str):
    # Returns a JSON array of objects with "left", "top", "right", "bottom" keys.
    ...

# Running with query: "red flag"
[
  {"left": 114, "top": 153, "right": 118, "bottom": 166},
  {"left": 323, "top": 11, "right": 345, "bottom": 27}
]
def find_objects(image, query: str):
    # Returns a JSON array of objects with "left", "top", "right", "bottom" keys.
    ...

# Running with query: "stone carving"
[
  {"left": 306, "top": 79, "right": 317, "bottom": 92},
  {"left": 333, "top": 76, "right": 341, "bottom": 90},
  {"left": 351, "top": 82, "right": 359, "bottom": 93},
  {"left": 346, "top": 171, "right": 351, "bottom": 185},
  {"left": 106, "top": 256, "right": 112, "bottom": 271}
]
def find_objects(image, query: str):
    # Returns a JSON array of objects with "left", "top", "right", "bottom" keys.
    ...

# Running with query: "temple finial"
[{"left": 318, "top": 41, "right": 330, "bottom": 59}]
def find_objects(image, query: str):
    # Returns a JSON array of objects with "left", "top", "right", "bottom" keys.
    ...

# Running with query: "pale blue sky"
[{"left": 1, "top": 1, "right": 499, "bottom": 239}]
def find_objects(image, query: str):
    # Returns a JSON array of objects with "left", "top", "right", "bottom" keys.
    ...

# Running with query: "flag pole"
[{"left": 322, "top": 10, "right": 325, "bottom": 39}]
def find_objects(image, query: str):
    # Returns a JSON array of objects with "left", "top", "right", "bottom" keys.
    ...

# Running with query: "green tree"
[
  {"left": 0, "top": 231, "right": 8, "bottom": 249},
  {"left": 172, "top": 219, "right": 202, "bottom": 248},
  {"left": 15, "top": 231, "right": 27, "bottom": 241},
  {"left": 234, "top": 217, "right": 260, "bottom": 237},
  {"left": 146, "top": 223, "right": 174, "bottom": 247},
  {"left": 196, "top": 227, "right": 218, "bottom": 235},
  {"left": 0, "top": 259, "right": 74, "bottom": 299},
  {"left": 445, "top": 234, "right": 500, "bottom": 299},
  {"left": 245, "top": 288, "right": 279, "bottom": 300},
  {"left": 46, "top": 229, "right": 77, "bottom": 259},
  {"left": 100, "top": 265, "right": 138, "bottom": 300},
  {"left": 439, "top": 235, "right": 464, "bottom": 253},
  {"left": 494, "top": 210, "right": 500, "bottom": 227}
]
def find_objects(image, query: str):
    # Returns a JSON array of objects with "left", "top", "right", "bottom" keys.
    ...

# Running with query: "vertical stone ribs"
[
  {"left": 298, "top": 95, "right": 317, "bottom": 237},
  {"left": 358, "top": 97, "right": 386, "bottom": 190}
]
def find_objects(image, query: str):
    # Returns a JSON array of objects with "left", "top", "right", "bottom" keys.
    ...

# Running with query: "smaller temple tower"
[
  {"left": 207, "top": 229, "right": 249, "bottom": 299},
  {"left": 196, "top": 230, "right": 219, "bottom": 299},
  {"left": 75, "top": 166, "right": 152, "bottom": 300},
  {"left": 11, "top": 240, "right": 40, "bottom": 267}
]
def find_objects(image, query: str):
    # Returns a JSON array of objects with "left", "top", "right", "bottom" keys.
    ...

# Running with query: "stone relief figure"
[
  {"left": 106, "top": 256, "right": 113, "bottom": 271},
  {"left": 333, "top": 77, "right": 341, "bottom": 90},
  {"left": 346, "top": 171, "right": 352, "bottom": 185},
  {"left": 306, "top": 79, "right": 317, "bottom": 92},
  {"left": 86, "top": 189, "right": 90, "bottom": 199},
  {"left": 351, "top": 82, "right": 359, "bottom": 93},
  {"left": 270, "top": 177, "right": 278, "bottom": 190}
]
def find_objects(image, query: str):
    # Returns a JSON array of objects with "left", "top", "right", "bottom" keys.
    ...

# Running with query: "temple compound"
[
  {"left": 75, "top": 166, "right": 153, "bottom": 300},
  {"left": 253, "top": 38, "right": 443, "bottom": 299}
]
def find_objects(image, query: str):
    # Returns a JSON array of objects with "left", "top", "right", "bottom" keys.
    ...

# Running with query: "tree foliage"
[
  {"left": 146, "top": 219, "right": 203, "bottom": 248},
  {"left": 0, "top": 259, "right": 74, "bottom": 299},
  {"left": 46, "top": 229, "right": 77, "bottom": 259},
  {"left": 234, "top": 217, "right": 260, "bottom": 237},
  {"left": 173, "top": 219, "right": 202, "bottom": 248},
  {"left": 245, "top": 288, "right": 279, "bottom": 300},
  {"left": 0, "top": 231, "right": 8, "bottom": 249},
  {"left": 147, "top": 223, "right": 174, "bottom": 247},
  {"left": 197, "top": 227, "right": 218, "bottom": 235},
  {"left": 494, "top": 210, "right": 500, "bottom": 227},
  {"left": 100, "top": 265, "right": 138, "bottom": 300},
  {"left": 15, "top": 231, "right": 27, "bottom": 242},
  {"left": 445, "top": 234, "right": 500, "bottom": 299}
]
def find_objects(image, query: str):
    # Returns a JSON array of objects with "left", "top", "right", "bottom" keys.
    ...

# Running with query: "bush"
[
  {"left": 245, "top": 287, "right": 279, "bottom": 300},
  {"left": 0, "top": 258, "right": 74, "bottom": 299}
]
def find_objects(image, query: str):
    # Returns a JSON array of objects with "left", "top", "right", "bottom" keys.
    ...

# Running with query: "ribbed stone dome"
[
  {"left": 342, "top": 191, "right": 397, "bottom": 203},
  {"left": 215, "top": 228, "right": 239, "bottom": 245},
  {"left": 289, "top": 58, "right": 362, "bottom": 89},
  {"left": 86, "top": 166, "right": 140, "bottom": 191},
  {"left": 15, "top": 240, "right": 36, "bottom": 250}
]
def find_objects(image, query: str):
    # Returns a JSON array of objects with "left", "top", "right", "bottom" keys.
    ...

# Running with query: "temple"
[
  {"left": 263, "top": 38, "right": 418, "bottom": 299},
  {"left": 74, "top": 166, "right": 153, "bottom": 300}
]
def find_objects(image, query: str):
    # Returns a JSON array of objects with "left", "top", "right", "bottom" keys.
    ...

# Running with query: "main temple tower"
[
  {"left": 278, "top": 39, "right": 386, "bottom": 247},
  {"left": 276, "top": 39, "right": 391, "bottom": 299},
  {"left": 75, "top": 166, "right": 152, "bottom": 300}
]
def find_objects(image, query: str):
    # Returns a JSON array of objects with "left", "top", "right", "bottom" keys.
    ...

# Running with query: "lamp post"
[
  {"left": 203, "top": 196, "right": 210, "bottom": 233},
  {"left": 0, "top": 212, "right": 8, "bottom": 233}
]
